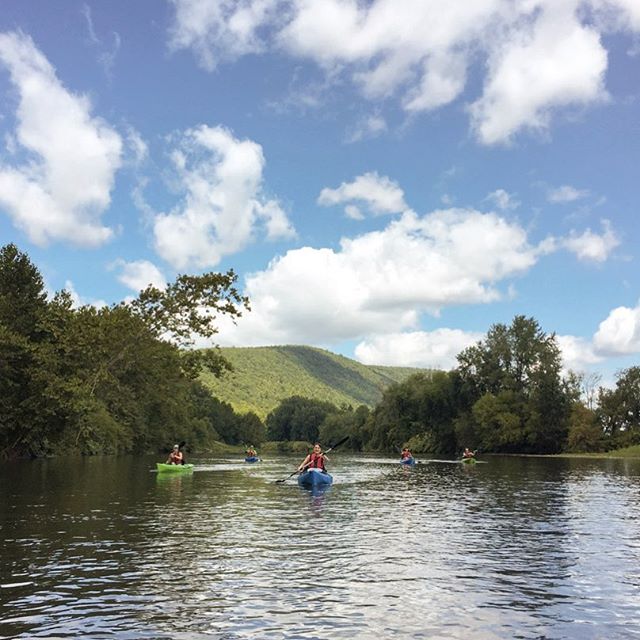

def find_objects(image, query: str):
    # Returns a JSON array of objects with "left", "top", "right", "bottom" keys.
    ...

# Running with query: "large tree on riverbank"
[
  {"left": 456, "top": 316, "right": 571, "bottom": 453},
  {"left": 0, "top": 243, "right": 251, "bottom": 459}
]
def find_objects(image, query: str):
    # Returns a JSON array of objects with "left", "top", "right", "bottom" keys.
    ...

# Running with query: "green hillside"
[{"left": 199, "top": 345, "right": 430, "bottom": 419}]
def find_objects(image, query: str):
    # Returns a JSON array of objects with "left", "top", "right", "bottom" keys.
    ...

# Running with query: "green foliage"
[
  {"left": 367, "top": 371, "right": 457, "bottom": 454},
  {"left": 0, "top": 244, "right": 255, "bottom": 459},
  {"left": 266, "top": 395, "right": 338, "bottom": 443},
  {"left": 566, "top": 403, "right": 601, "bottom": 452},
  {"left": 597, "top": 366, "right": 640, "bottom": 447},
  {"left": 319, "top": 404, "right": 370, "bottom": 451},
  {"left": 457, "top": 316, "right": 570, "bottom": 453},
  {"left": 199, "top": 345, "right": 428, "bottom": 419}
]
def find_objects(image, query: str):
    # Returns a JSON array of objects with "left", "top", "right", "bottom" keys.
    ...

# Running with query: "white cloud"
[
  {"left": 563, "top": 219, "right": 619, "bottom": 262},
  {"left": 167, "top": 0, "right": 638, "bottom": 144},
  {"left": 0, "top": 31, "right": 123, "bottom": 246},
  {"left": 469, "top": 2, "right": 609, "bottom": 145},
  {"left": 151, "top": 124, "right": 295, "bottom": 270},
  {"left": 593, "top": 301, "right": 640, "bottom": 355},
  {"left": 168, "top": 0, "right": 281, "bottom": 71},
  {"left": 591, "top": 0, "right": 640, "bottom": 31},
  {"left": 547, "top": 184, "right": 590, "bottom": 203},
  {"left": 110, "top": 259, "right": 167, "bottom": 292},
  {"left": 486, "top": 188, "right": 520, "bottom": 211},
  {"left": 318, "top": 172, "right": 408, "bottom": 216},
  {"left": 355, "top": 328, "right": 484, "bottom": 369},
  {"left": 216, "top": 207, "right": 547, "bottom": 347},
  {"left": 556, "top": 334, "right": 602, "bottom": 372}
]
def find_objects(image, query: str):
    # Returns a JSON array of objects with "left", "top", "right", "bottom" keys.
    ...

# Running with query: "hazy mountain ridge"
[{"left": 199, "top": 345, "right": 430, "bottom": 418}]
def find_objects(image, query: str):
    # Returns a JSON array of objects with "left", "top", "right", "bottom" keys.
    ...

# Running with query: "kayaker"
[
  {"left": 246, "top": 446, "right": 257, "bottom": 457},
  {"left": 298, "top": 443, "right": 329, "bottom": 473},
  {"left": 401, "top": 447, "right": 413, "bottom": 460},
  {"left": 462, "top": 447, "right": 476, "bottom": 459},
  {"left": 166, "top": 444, "right": 184, "bottom": 465}
]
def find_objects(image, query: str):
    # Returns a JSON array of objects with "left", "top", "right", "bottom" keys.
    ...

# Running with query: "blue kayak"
[
  {"left": 244, "top": 456, "right": 260, "bottom": 463},
  {"left": 400, "top": 457, "right": 416, "bottom": 465},
  {"left": 297, "top": 468, "right": 333, "bottom": 488}
]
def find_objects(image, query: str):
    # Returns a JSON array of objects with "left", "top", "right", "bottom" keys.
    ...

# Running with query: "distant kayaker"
[
  {"left": 167, "top": 444, "right": 184, "bottom": 465},
  {"left": 401, "top": 447, "right": 413, "bottom": 460},
  {"left": 462, "top": 447, "right": 476, "bottom": 459},
  {"left": 298, "top": 443, "right": 329, "bottom": 473},
  {"left": 246, "top": 446, "right": 257, "bottom": 457}
]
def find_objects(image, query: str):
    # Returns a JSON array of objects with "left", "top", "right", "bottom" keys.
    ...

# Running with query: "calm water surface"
[{"left": 1, "top": 454, "right": 639, "bottom": 639}]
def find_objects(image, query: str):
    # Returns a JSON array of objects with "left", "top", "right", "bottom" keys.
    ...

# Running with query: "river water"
[{"left": 1, "top": 453, "right": 639, "bottom": 639}]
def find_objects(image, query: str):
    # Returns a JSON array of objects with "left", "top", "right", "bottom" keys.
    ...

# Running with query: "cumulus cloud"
[
  {"left": 215, "top": 207, "right": 549, "bottom": 347},
  {"left": 168, "top": 0, "right": 639, "bottom": 144},
  {"left": 318, "top": 172, "right": 408, "bottom": 217},
  {"left": 556, "top": 334, "right": 603, "bottom": 372},
  {"left": 355, "top": 328, "right": 484, "bottom": 369},
  {"left": 593, "top": 301, "right": 640, "bottom": 355},
  {"left": 563, "top": 219, "right": 619, "bottom": 262},
  {"left": 151, "top": 124, "right": 295, "bottom": 270},
  {"left": 547, "top": 184, "right": 590, "bottom": 203},
  {"left": 110, "top": 259, "right": 167, "bottom": 292},
  {"left": 0, "top": 31, "right": 123, "bottom": 246},
  {"left": 469, "top": 2, "right": 609, "bottom": 144}
]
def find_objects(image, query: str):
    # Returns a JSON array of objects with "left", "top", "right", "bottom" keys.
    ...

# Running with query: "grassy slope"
[{"left": 199, "top": 345, "right": 429, "bottom": 418}]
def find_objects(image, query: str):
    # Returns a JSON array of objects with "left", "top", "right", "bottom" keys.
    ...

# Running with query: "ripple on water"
[{"left": 1, "top": 455, "right": 640, "bottom": 639}]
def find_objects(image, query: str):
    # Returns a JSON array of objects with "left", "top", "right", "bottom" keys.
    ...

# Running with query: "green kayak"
[
  {"left": 461, "top": 457, "right": 477, "bottom": 464},
  {"left": 156, "top": 463, "right": 194, "bottom": 473}
]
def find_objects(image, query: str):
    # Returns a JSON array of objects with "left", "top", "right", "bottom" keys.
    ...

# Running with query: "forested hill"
[{"left": 199, "top": 345, "right": 429, "bottom": 418}]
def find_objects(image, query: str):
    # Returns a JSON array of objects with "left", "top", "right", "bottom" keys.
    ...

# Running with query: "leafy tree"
[
  {"left": 456, "top": 316, "right": 570, "bottom": 453},
  {"left": 0, "top": 243, "right": 251, "bottom": 458},
  {"left": 598, "top": 366, "right": 640, "bottom": 447},
  {"left": 127, "top": 271, "right": 249, "bottom": 378},
  {"left": 237, "top": 412, "right": 266, "bottom": 446},
  {"left": 567, "top": 404, "right": 601, "bottom": 452},
  {"left": 266, "top": 396, "right": 338, "bottom": 443},
  {"left": 367, "top": 371, "right": 457, "bottom": 454},
  {"left": 319, "top": 404, "right": 369, "bottom": 450}
]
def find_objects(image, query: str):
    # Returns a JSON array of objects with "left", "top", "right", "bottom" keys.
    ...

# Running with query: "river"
[{"left": 1, "top": 454, "right": 639, "bottom": 639}]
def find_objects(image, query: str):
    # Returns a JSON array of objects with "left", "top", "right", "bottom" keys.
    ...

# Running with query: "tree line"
[
  {"left": 0, "top": 243, "right": 260, "bottom": 458},
  {"left": 1, "top": 243, "right": 637, "bottom": 459},
  {"left": 261, "top": 318, "right": 640, "bottom": 455}
]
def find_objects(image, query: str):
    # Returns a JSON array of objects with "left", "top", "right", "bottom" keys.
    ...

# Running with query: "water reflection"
[{"left": 1, "top": 454, "right": 640, "bottom": 639}]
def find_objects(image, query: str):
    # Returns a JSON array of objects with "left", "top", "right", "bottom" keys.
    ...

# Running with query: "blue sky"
[{"left": 0, "top": 1, "right": 639, "bottom": 385}]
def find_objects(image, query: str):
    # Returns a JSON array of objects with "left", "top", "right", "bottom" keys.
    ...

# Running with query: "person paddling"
[
  {"left": 462, "top": 447, "right": 476, "bottom": 459},
  {"left": 246, "top": 446, "right": 257, "bottom": 458},
  {"left": 401, "top": 447, "right": 413, "bottom": 461},
  {"left": 298, "top": 443, "right": 329, "bottom": 473},
  {"left": 166, "top": 444, "right": 184, "bottom": 465}
]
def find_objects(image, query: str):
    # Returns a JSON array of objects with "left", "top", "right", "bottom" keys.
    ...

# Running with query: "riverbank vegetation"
[{"left": 2, "top": 243, "right": 638, "bottom": 459}]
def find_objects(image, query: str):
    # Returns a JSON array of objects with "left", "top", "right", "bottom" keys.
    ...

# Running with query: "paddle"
[{"left": 275, "top": 436, "right": 349, "bottom": 483}]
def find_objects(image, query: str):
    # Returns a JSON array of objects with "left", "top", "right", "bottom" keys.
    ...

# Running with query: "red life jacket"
[{"left": 307, "top": 452, "right": 326, "bottom": 471}]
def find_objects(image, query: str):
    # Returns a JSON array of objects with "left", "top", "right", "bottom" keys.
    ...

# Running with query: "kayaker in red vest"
[
  {"left": 401, "top": 447, "right": 413, "bottom": 460},
  {"left": 298, "top": 443, "right": 329, "bottom": 472},
  {"left": 462, "top": 447, "right": 476, "bottom": 459},
  {"left": 166, "top": 444, "right": 184, "bottom": 465},
  {"left": 246, "top": 446, "right": 257, "bottom": 457}
]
